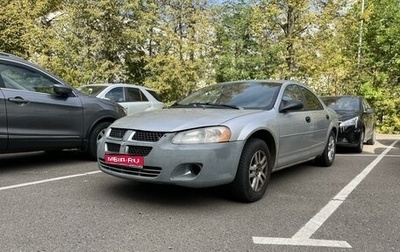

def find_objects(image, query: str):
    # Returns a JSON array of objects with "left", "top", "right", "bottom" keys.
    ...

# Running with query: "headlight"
[
  {"left": 172, "top": 126, "right": 231, "bottom": 144},
  {"left": 340, "top": 117, "right": 358, "bottom": 128}
]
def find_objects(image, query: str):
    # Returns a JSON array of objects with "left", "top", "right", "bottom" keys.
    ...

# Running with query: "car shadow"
[
  {"left": 0, "top": 150, "right": 89, "bottom": 173},
  {"left": 102, "top": 163, "right": 321, "bottom": 206},
  {"left": 103, "top": 179, "right": 235, "bottom": 207},
  {"left": 335, "top": 138, "right": 399, "bottom": 155}
]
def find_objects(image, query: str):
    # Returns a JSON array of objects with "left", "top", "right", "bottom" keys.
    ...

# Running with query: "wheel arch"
[
  {"left": 245, "top": 130, "right": 277, "bottom": 168},
  {"left": 82, "top": 117, "right": 116, "bottom": 149},
  {"left": 331, "top": 125, "right": 338, "bottom": 140}
]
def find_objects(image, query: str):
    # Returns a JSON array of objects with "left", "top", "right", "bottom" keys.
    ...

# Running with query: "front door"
[
  {"left": 277, "top": 84, "right": 313, "bottom": 167},
  {"left": 0, "top": 89, "right": 7, "bottom": 151},
  {"left": 0, "top": 62, "right": 84, "bottom": 152}
]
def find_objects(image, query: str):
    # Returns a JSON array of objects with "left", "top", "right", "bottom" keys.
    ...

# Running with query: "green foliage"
[
  {"left": 359, "top": 82, "right": 400, "bottom": 134},
  {"left": 1, "top": 0, "right": 399, "bottom": 133},
  {"left": 356, "top": 0, "right": 400, "bottom": 133},
  {"left": 31, "top": 0, "right": 132, "bottom": 86},
  {"left": 212, "top": 1, "right": 280, "bottom": 82},
  {"left": 144, "top": 0, "right": 216, "bottom": 103}
]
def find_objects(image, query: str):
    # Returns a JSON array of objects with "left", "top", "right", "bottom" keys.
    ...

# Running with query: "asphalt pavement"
[{"left": 0, "top": 134, "right": 399, "bottom": 252}]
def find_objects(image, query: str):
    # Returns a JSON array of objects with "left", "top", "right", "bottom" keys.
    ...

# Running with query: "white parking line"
[
  {"left": 0, "top": 171, "right": 101, "bottom": 191},
  {"left": 253, "top": 140, "right": 398, "bottom": 248}
]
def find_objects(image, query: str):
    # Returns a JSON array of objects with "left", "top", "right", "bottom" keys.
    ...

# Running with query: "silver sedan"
[{"left": 97, "top": 80, "right": 338, "bottom": 202}]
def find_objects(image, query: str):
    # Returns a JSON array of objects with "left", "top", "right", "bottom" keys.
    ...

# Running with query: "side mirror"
[
  {"left": 53, "top": 84, "right": 72, "bottom": 97},
  {"left": 279, "top": 100, "right": 304, "bottom": 113}
]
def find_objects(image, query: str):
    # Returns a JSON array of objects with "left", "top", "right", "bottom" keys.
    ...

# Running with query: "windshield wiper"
[
  {"left": 170, "top": 102, "right": 242, "bottom": 109},
  {"left": 187, "top": 102, "right": 242, "bottom": 110}
]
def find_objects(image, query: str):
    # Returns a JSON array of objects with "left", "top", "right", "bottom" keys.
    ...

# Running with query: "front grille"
[
  {"left": 128, "top": 145, "right": 152, "bottom": 156},
  {"left": 99, "top": 158, "right": 161, "bottom": 177},
  {"left": 106, "top": 143, "right": 121, "bottom": 153},
  {"left": 132, "top": 131, "right": 166, "bottom": 142},
  {"left": 110, "top": 128, "right": 128, "bottom": 139}
]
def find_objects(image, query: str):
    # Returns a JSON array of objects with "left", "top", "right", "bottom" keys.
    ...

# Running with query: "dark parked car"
[
  {"left": 98, "top": 80, "right": 339, "bottom": 202},
  {"left": 0, "top": 52, "right": 126, "bottom": 159},
  {"left": 320, "top": 95, "right": 376, "bottom": 153}
]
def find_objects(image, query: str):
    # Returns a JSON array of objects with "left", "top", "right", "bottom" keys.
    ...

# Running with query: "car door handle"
[
  {"left": 8, "top": 97, "right": 30, "bottom": 104},
  {"left": 305, "top": 116, "right": 311, "bottom": 123}
]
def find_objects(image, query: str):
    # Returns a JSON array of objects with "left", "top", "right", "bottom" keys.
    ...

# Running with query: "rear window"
[{"left": 147, "top": 89, "right": 163, "bottom": 102}]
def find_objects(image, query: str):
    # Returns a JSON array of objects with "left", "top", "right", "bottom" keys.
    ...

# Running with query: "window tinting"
[
  {"left": 126, "top": 88, "right": 148, "bottom": 102},
  {"left": 79, "top": 86, "right": 108, "bottom": 97},
  {"left": 105, "top": 87, "right": 124, "bottom": 102},
  {"left": 281, "top": 84, "right": 305, "bottom": 110},
  {"left": 177, "top": 81, "right": 281, "bottom": 110},
  {"left": 0, "top": 63, "right": 56, "bottom": 94},
  {"left": 300, "top": 86, "right": 323, "bottom": 110}
]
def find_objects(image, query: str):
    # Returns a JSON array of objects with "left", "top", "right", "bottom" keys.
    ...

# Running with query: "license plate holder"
[{"left": 104, "top": 153, "right": 144, "bottom": 168}]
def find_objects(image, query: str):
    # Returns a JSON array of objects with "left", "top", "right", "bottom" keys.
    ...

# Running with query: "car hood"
[
  {"left": 111, "top": 108, "right": 261, "bottom": 132},
  {"left": 335, "top": 110, "right": 360, "bottom": 121}
]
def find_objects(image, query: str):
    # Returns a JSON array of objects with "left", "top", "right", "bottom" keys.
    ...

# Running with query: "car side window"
[
  {"left": 126, "top": 88, "right": 148, "bottom": 102},
  {"left": 300, "top": 86, "right": 324, "bottom": 110},
  {"left": 147, "top": 89, "right": 163, "bottom": 102},
  {"left": 0, "top": 63, "right": 56, "bottom": 94},
  {"left": 105, "top": 87, "right": 124, "bottom": 102},
  {"left": 281, "top": 84, "right": 305, "bottom": 110}
]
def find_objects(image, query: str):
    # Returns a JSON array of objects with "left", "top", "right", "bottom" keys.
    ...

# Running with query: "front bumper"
[
  {"left": 337, "top": 125, "right": 362, "bottom": 147},
  {"left": 97, "top": 129, "right": 245, "bottom": 188}
]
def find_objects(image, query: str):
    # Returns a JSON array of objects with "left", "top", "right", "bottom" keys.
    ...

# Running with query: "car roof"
[
  {"left": 221, "top": 79, "right": 297, "bottom": 85},
  {"left": 0, "top": 52, "right": 38, "bottom": 66},
  {"left": 82, "top": 83, "right": 153, "bottom": 90},
  {"left": 321, "top": 95, "right": 361, "bottom": 98},
  {"left": 0, "top": 52, "right": 23, "bottom": 60}
]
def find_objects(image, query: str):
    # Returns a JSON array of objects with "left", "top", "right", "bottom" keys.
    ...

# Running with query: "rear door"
[
  {"left": 123, "top": 87, "right": 151, "bottom": 115},
  {"left": 299, "top": 86, "right": 331, "bottom": 155},
  {"left": 0, "top": 61, "right": 84, "bottom": 152}
]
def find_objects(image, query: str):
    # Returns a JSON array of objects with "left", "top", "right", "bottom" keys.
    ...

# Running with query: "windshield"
[
  {"left": 174, "top": 81, "right": 281, "bottom": 110},
  {"left": 78, "top": 85, "right": 108, "bottom": 97},
  {"left": 321, "top": 97, "right": 361, "bottom": 111}
]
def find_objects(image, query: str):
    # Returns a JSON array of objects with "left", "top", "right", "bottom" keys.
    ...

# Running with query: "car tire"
[
  {"left": 87, "top": 121, "right": 111, "bottom": 160},
  {"left": 354, "top": 130, "right": 364, "bottom": 153},
  {"left": 366, "top": 128, "right": 376, "bottom": 145},
  {"left": 230, "top": 138, "right": 272, "bottom": 203},
  {"left": 315, "top": 131, "right": 336, "bottom": 167}
]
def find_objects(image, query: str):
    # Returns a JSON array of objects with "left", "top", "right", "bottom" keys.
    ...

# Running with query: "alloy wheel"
[
  {"left": 249, "top": 150, "right": 268, "bottom": 192},
  {"left": 327, "top": 135, "right": 336, "bottom": 162}
]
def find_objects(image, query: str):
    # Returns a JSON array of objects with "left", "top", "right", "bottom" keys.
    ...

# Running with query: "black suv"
[{"left": 0, "top": 52, "right": 126, "bottom": 159}]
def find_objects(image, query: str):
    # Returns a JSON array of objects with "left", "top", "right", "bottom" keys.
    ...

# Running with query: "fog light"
[
  {"left": 171, "top": 163, "right": 203, "bottom": 180},
  {"left": 188, "top": 163, "right": 201, "bottom": 175}
]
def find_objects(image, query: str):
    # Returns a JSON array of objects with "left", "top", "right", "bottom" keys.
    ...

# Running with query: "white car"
[{"left": 78, "top": 83, "right": 164, "bottom": 115}]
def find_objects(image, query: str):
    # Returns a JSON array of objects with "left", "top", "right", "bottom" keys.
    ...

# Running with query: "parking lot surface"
[{"left": 1, "top": 134, "right": 399, "bottom": 252}]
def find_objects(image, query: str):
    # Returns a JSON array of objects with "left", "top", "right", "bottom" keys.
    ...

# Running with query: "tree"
[
  {"left": 0, "top": 0, "right": 61, "bottom": 57},
  {"left": 31, "top": 0, "right": 139, "bottom": 86},
  {"left": 357, "top": 0, "right": 400, "bottom": 133},
  {"left": 144, "top": 0, "right": 216, "bottom": 103},
  {"left": 212, "top": 1, "right": 281, "bottom": 82}
]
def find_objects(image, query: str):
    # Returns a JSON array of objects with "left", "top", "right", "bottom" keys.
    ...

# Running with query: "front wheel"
[
  {"left": 354, "top": 130, "right": 364, "bottom": 153},
  {"left": 86, "top": 121, "right": 111, "bottom": 160},
  {"left": 230, "top": 139, "right": 272, "bottom": 203},
  {"left": 315, "top": 131, "right": 336, "bottom": 167}
]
